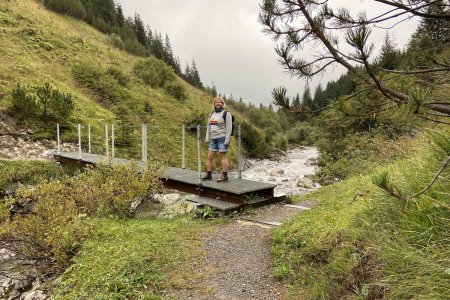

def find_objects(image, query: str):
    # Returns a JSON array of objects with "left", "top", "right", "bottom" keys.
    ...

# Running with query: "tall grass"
[{"left": 271, "top": 127, "right": 450, "bottom": 299}]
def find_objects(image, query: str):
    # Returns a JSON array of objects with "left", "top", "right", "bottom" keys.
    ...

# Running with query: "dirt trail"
[{"left": 173, "top": 201, "right": 317, "bottom": 300}]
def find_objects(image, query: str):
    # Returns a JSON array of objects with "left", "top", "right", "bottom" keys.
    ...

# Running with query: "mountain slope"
[{"left": 0, "top": 0, "right": 235, "bottom": 168}]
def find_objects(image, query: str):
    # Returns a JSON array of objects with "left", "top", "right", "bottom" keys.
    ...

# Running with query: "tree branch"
[{"left": 408, "top": 155, "right": 450, "bottom": 199}]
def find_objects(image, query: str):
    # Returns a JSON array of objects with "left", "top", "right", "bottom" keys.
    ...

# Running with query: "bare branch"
[
  {"left": 408, "top": 155, "right": 450, "bottom": 199},
  {"left": 375, "top": 0, "right": 450, "bottom": 20},
  {"left": 380, "top": 67, "right": 450, "bottom": 74}
]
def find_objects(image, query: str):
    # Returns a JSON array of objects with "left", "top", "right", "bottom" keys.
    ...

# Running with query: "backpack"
[{"left": 209, "top": 110, "right": 235, "bottom": 136}]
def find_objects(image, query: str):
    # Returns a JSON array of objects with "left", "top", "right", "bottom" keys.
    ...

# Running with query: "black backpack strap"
[{"left": 223, "top": 110, "right": 227, "bottom": 123}]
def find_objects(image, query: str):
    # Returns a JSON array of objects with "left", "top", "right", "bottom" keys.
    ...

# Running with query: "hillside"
[{"left": 0, "top": 0, "right": 242, "bottom": 168}]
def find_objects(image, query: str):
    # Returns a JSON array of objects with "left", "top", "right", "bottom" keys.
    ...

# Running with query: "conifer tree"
[
  {"left": 302, "top": 85, "right": 313, "bottom": 110},
  {"left": 260, "top": 0, "right": 450, "bottom": 117}
]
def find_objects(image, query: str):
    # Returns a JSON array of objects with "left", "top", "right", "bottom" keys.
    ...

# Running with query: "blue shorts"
[{"left": 209, "top": 137, "right": 228, "bottom": 153}]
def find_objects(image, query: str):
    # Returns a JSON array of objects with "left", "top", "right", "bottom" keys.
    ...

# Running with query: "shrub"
[
  {"left": 133, "top": 57, "right": 176, "bottom": 88},
  {"left": 0, "top": 163, "right": 163, "bottom": 270},
  {"left": 164, "top": 81, "right": 187, "bottom": 101},
  {"left": 43, "top": 0, "right": 86, "bottom": 20},
  {"left": 109, "top": 33, "right": 124, "bottom": 50},
  {"left": 35, "top": 82, "right": 74, "bottom": 120},
  {"left": 72, "top": 63, "right": 130, "bottom": 105},
  {"left": 11, "top": 83, "right": 38, "bottom": 118},
  {"left": 273, "top": 133, "right": 288, "bottom": 151},
  {"left": 183, "top": 110, "right": 209, "bottom": 127},
  {"left": 11, "top": 82, "right": 74, "bottom": 121},
  {"left": 286, "top": 122, "right": 320, "bottom": 145},
  {"left": 106, "top": 66, "right": 129, "bottom": 86},
  {"left": 241, "top": 122, "right": 270, "bottom": 159}
]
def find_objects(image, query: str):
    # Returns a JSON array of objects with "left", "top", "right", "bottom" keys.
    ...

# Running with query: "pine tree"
[
  {"left": 133, "top": 14, "right": 147, "bottom": 46},
  {"left": 378, "top": 33, "right": 403, "bottom": 70},
  {"left": 302, "top": 85, "right": 313, "bottom": 110}
]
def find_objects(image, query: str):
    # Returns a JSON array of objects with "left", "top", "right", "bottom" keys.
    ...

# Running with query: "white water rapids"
[{"left": 237, "top": 146, "right": 320, "bottom": 197}]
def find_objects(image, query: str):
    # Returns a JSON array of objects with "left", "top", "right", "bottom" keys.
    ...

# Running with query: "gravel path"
[{"left": 172, "top": 202, "right": 317, "bottom": 299}]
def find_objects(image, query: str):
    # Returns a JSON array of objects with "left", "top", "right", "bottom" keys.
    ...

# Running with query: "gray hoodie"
[{"left": 205, "top": 110, "right": 233, "bottom": 144}]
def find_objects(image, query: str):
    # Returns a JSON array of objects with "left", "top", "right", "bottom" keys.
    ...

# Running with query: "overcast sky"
[{"left": 118, "top": 0, "right": 420, "bottom": 106}]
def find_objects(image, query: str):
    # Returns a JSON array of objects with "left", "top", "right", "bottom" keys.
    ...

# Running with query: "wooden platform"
[{"left": 55, "top": 152, "right": 278, "bottom": 208}]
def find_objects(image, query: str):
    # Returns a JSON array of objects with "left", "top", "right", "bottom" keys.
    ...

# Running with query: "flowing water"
[{"left": 238, "top": 146, "right": 320, "bottom": 197}]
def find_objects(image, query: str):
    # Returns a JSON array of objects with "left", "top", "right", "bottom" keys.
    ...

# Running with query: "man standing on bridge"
[{"left": 203, "top": 96, "right": 233, "bottom": 182}]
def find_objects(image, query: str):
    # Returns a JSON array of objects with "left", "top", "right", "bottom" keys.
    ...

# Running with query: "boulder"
[
  {"left": 269, "top": 168, "right": 284, "bottom": 176},
  {"left": 153, "top": 193, "right": 181, "bottom": 205},
  {"left": 0, "top": 248, "right": 16, "bottom": 261},
  {"left": 22, "top": 290, "right": 47, "bottom": 300},
  {"left": 305, "top": 158, "right": 318, "bottom": 166},
  {"left": 252, "top": 167, "right": 268, "bottom": 173},
  {"left": 296, "top": 177, "right": 315, "bottom": 189}
]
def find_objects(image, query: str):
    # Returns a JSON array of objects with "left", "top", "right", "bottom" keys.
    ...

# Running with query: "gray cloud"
[{"left": 118, "top": 0, "right": 419, "bottom": 106}]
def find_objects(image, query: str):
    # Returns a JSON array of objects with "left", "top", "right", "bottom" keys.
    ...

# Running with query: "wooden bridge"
[{"left": 54, "top": 124, "right": 280, "bottom": 211}]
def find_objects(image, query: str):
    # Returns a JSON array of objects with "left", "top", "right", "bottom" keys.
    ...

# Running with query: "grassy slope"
[
  {"left": 0, "top": 0, "right": 238, "bottom": 169},
  {"left": 52, "top": 217, "right": 210, "bottom": 300},
  {"left": 272, "top": 127, "right": 449, "bottom": 299}
]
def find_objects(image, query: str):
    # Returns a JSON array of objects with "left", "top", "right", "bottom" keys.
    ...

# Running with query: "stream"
[{"left": 238, "top": 146, "right": 320, "bottom": 197}]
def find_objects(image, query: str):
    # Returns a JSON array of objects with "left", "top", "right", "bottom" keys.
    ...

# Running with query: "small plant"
[
  {"left": 372, "top": 170, "right": 404, "bottom": 199},
  {"left": 194, "top": 205, "right": 219, "bottom": 219}
]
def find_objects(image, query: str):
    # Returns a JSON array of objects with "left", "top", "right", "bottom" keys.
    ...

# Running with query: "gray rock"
[
  {"left": 269, "top": 168, "right": 284, "bottom": 176},
  {"left": 0, "top": 248, "right": 16, "bottom": 260},
  {"left": 252, "top": 167, "right": 268, "bottom": 173},
  {"left": 21, "top": 290, "right": 47, "bottom": 300},
  {"left": 296, "top": 177, "right": 314, "bottom": 189},
  {"left": 306, "top": 157, "right": 318, "bottom": 166},
  {"left": 153, "top": 193, "right": 181, "bottom": 205},
  {"left": 130, "top": 197, "right": 143, "bottom": 213}
]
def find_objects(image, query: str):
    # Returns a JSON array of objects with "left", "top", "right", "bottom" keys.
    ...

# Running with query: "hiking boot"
[
  {"left": 202, "top": 171, "right": 212, "bottom": 180},
  {"left": 217, "top": 172, "right": 229, "bottom": 182}
]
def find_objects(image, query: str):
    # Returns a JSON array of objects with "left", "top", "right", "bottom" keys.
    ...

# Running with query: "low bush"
[
  {"left": 164, "top": 81, "right": 187, "bottom": 101},
  {"left": 273, "top": 133, "right": 288, "bottom": 151},
  {"left": 133, "top": 57, "right": 176, "bottom": 88},
  {"left": 286, "top": 122, "right": 320, "bottom": 145},
  {"left": 0, "top": 163, "right": 163, "bottom": 271},
  {"left": 72, "top": 63, "right": 130, "bottom": 105},
  {"left": 241, "top": 122, "right": 271, "bottom": 159},
  {"left": 0, "top": 160, "right": 76, "bottom": 191},
  {"left": 106, "top": 66, "right": 130, "bottom": 87},
  {"left": 11, "top": 82, "right": 74, "bottom": 121},
  {"left": 183, "top": 110, "right": 209, "bottom": 127}
]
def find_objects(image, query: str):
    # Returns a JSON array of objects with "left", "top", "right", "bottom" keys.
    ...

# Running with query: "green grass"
[
  {"left": 271, "top": 127, "right": 450, "bottom": 299},
  {"left": 53, "top": 216, "right": 209, "bottom": 300},
  {"left": 0, "top": 159, "right": 78, "bottom": 190}
]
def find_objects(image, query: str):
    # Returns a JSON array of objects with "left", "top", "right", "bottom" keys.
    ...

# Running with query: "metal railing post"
[
  {"left": 197, "top": 125, "right": 202, "bottom": 185},
  {"left": 56, "top": 124, "right": 60, "bottom": 155},
  {"left": 142, "top": 124, "right": 148, "bottom": 163},
  {"left": 111, "top": 124, "right": 115, "bottom": 158},
  {"left": 88, "top": 124, "right": 91, "bottom": 154},
  {"left": 77, "top": 124, "right": 82, "bottom": 160},
  {"left": 238, "top": 125, "right": 242, "bottom": 179},
  {"left": 105, "top": 124, "right": 109, "bottom": 157},
  {"left": 182, "top": 124, "right": 186, "bottom": 169}
]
